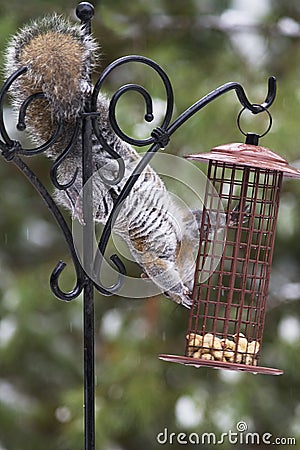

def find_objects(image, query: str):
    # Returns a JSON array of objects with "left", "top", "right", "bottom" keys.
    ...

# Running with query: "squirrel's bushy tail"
[{"left": 4, "top": 15, "right": 99, "bottom": 145}]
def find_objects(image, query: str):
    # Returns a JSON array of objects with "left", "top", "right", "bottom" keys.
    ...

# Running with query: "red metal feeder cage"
[{"left": 160, "top": 135, "right": 300, "bottom": 375}]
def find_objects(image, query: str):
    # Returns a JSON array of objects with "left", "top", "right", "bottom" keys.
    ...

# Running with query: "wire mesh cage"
[{"left": 160, "top": 140, "right": 300, "bottom": 375}]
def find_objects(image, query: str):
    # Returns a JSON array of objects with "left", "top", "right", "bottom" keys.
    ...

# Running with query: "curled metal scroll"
[
  {"left": 14, "top": 155, "right": 85, "bottom": 301},
  {"left": 0, "top": 66, "right": 86, "bottom": 302},
  {"left": 91, "top": 53, "right": 276, "bottom": 294},
  {"left": 0, "top": 69, "right": 64, "bottom": 157},
  {"left": 17, "top": 93, "right": 63, "bottom": 156},
  {"left": 92, "top": 54, "right": 174, "bottom": 147}
]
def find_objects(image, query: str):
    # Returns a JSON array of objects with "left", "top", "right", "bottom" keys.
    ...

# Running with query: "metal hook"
[
  {"left": 92, "top": 253, "right": 126, "bottom": 296},
  {"left": 168, "top": 77, "right": 276, "bottom": 136},
  {"left": 234, "top": 77, "right": 276, "bottom": 113},
  {"left": 92, "top": 201, "right": 127, "bottom": 295},
  {"left": 261, "top": 76, "right": 277, "bottom": 110},
  {"left": 8, "top": 156, "right": 87, "bottom": 303},
  {"left": 50, "top": 260, "right": 85, "bottom": 301}
]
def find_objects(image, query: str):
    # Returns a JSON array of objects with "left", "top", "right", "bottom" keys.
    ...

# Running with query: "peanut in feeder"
[{"left": 160, "top": 132, "right": 300, "bottom": 375}]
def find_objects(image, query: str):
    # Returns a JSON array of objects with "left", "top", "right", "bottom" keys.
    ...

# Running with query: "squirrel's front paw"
[
  {"left": 181, "top": 290, "right": 193, "bottom": 309},
  {"left": 164, "top": 286, "right": 193, "bottom": 309}
]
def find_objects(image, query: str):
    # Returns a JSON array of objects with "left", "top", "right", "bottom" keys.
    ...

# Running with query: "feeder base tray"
[{"left": 159, "top": 354, "right": 283, "bottom": 375}]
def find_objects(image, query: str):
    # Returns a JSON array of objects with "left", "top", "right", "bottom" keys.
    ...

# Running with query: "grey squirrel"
[{"left": 4, "top": 14, "right": 231, "bottom": 307}]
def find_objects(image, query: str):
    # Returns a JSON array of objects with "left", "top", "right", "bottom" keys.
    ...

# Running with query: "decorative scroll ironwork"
[
  {"left": 92, "top": 60, "right": 276, "bottom": 290},
  {"left": 0, "top": 2, "right": 277, "bottom": 450}
]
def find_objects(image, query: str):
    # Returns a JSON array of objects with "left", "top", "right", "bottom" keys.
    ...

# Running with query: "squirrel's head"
[{"left": 4, "top": 14, "right": 99, "bottom": 121}]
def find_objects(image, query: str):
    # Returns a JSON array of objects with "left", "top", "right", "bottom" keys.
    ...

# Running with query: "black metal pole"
[
  {"left": 83, "top": 282, "right": 95, "bottom": 450},
  {"left": 82, "top": 109, "right": 95, "bottom": 450},
  {"left": 82, "top": 109, "right": 96, "bottom": 450},
  {"left": 75, "top": 4, "right": 96, "bottom": 449}
]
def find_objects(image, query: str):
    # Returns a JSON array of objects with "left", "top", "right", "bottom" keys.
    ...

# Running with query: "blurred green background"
[{"left": 1, "top": 0, "right": 300, "bottom": 449}]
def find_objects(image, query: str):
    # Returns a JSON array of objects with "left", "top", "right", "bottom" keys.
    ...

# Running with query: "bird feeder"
[{"left": 160, "top": 135, "right": 300, "bottom": 375}]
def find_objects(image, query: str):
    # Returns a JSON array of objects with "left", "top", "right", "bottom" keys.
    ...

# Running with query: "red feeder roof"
[{"left": 185, "top": 143, "right": 300, "bottom": 179}]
